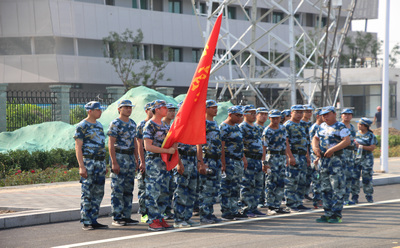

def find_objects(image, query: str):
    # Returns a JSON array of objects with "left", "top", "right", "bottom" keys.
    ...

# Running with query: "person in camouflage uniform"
[
  {"left": 353, "top": 117, "right": 377, "bottom": 203},
  {"left": 262, "top": 109, "right": 290, "bottom": 214},
  {"left": 108, "top": 100, "right": 139, "bottom": 226},
  {"left": 284, "top": 105, "right": 311, "bottom": 212},
  {"left": 239, "top": 105, "right": 266, "bottom": 217},
  {"left": 136, "top": 101, "right": 154, "bottom": 223},
  {"left": 309, "top": 108, "right": 323, "bottom": 209},
  {"left": 219, "top": 106, "right": 248, "bottom": 220},
  {"left": 197, "top": 100, "right": 223, "bottom": 224},
  {"left": 281, "top": 109, "right": 291, "bottom": 124},
  {"left": 74, "top": 101, "right": 108, "bottom": 231},
  {"left": 255, "top": 107, "right": 269, "bottom": 208},
  {"left": 313, "top": 106, "right": 350, "bottom": 223},
  {"left": 301, "top": 104, "right": 314, "bottom": 201},
  {"left": 340, "top": 108, "right": 357, "bottom": 205},
  {"left": 143, "top": 100, "right": 176, "bottom": 231}
]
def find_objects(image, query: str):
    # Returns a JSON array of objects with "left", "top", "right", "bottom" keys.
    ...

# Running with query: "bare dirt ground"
[{"left": 372, "top": 127, "right": 400, "bottom": 136}]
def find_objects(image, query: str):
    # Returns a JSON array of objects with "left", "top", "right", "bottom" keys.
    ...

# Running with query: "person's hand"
[
  {"left": 198, "top": 162, "right": 207, "bottom": 175},
  {"left": 167, "top": 147, "right": 176, "bottom": 155},
  {"left": 243, "top": 159, "right": 248, "bottom": 170},
  {"left": 324, "top": 148, "right": 334, "bottom": 158},
  {"left": 79, "top": 167, "right": 88, "bottom": 179},
  {"left": 177, "top": 163, "right": 184, "bottom": 175},
  {"left": 112, "top": 162, "right": 120, "bottom": 175},
  {"left": 139, "top": 162, "right": 146, "bottom": 173},
  {"left": 288, "top": 155, "right": 296, "bottom": 166}
]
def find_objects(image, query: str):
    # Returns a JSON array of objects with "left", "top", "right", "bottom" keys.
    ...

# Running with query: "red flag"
[{"left": 161, "top": 13, "right": 223, "bottom": 171}]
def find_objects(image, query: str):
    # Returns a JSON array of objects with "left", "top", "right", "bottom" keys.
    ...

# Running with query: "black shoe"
[
  {"left": 123, "top": 218, "right": 139, "bottom": 225},
  {"left": 92, "top": 222, "right": 109, "bottom": 229},
  {"left": 112, "top": 220, "right": 126, "bottom": 226},
  {"left": 276, "top": 207, "right": 291, "bottom": 214},
  {"left": 221, "top": 214, "right": 235, "bottom": 221},
  {"left": 82, "top": 224, "right": 94, "bottom": 231},
  {"left": 233, "top": 213, "right": 248, "bottom": 220},
  {"left": 297, "top": 205, "right": 311, "bottom": 211}
]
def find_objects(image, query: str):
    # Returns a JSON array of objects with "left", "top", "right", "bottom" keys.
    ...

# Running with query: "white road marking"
[{"left": 52, "top": 199, "right": 400, "bottom": 248}]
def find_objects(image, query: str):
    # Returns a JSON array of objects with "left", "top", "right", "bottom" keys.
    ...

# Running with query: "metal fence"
[
  {"left": 6, "top": 90, "right": 57, "bottom": 131},
  {"left": 70, "top": 90, "right": 114, "bottom": 124}
]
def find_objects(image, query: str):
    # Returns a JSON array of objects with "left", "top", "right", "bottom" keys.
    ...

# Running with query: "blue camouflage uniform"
[
  {"left": 343, "top": 123, "right": 356, "bottom": 204},
  {"left": 136, "top": 119, "right": 147, "bottom": 216},
  {"left": 199, "top": 119, "right": 222, "bottom": 221},
  {"left": 315, "top": 107, "right": 350, "bottom": 220},
  {"left": 300, "top": 118, "right": 313, "bottom": 197},
  {"left": 174, "top": 143, "right": 198, "bottom": 222},
  {"left": 353, "top": 118, "right": 377, "bottom": 202},
  {"left": 284, "top": 107, "right": 309, "bottom": 209},
  {"left": 239, "top": 110, "right": 264, "bottom": 215},
  {"left": 74, "top": 120, "right": 106, "bottom": 225},
  {"left": 263, "top": 120, "right": 287, "bottom": 209},
  {"left": 255, "top": 122, "right": 267, "bottom": 206},
  {"left": 309, "top": 121, "right": 322, "bottom": 207},
  {"left": 143, "top": 119, "right": 170, "bottom": 223},
  {"left": 220, "top": 118, "right": 244, "bottom": 218},
  {"left": 108, "top": 116, "right": 137, "bottom": 221}
]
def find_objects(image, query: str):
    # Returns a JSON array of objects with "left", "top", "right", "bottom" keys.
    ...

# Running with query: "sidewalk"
[{"left": 1, "top": 157, "right": 400, "bottom": 229}]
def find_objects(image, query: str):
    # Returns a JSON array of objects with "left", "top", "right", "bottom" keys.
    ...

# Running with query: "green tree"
[
  {"left": 343, "top": 32, "right": 381, "bottom": 67},
  {"left": 389, "top": 43, "right": 400, "bottom": 68},
  {"left": 103, "top": 28, "right": 169, "bottom": 89}
]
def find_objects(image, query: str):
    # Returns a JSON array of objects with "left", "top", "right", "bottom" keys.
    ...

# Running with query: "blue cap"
[
  {"left": 152, "top": 100, "right": 167, "bottom": 110},
  {"left": 281, "top": 109, "right": 291, "bottom": 117},
  {"left": 166, "top": 103, "right": 177, "bottom": 109},
  {"left": 341, "top": 108, "right": 353, "bottom": 114},
  {"left": 144, "top": 102, "right": 153, "bottom": 110},
  {"left": 206, "top": 100, "right": 218, "bottom": 108},
  {"left": 243, "top": 104, "right": 257, "bottom": 113},
  {"left": 256, "top": 107, "right": 269, "bottom": 114},
  {"left": 228, "top": 106, "right": 244, "bottom": 115},
  {"left": 357, "top": 117, "right": 372, "bottom": 127},
  {"left": 303, "top": 104, "right": 314, "bottom": 110},
  {"left": 291, "top": 105, "right": 305, "bottom": 111},
  {"left": 118, "top": 99, "right": 134, "bottom": 108},
  {"left": 85, "top": 101, "right": 104, "bottom": 111},
  {"left": 314, "top": 108, "right": 322, "bottom": 116},
  {"left": 269, "top": 109, "right": 281, "bottom": 118},
  {"left": 177, "top": 101, "right": 184, "bottom": 109},
  {"left": 320, "top": 106, "right": 336, "bottom": 115}
]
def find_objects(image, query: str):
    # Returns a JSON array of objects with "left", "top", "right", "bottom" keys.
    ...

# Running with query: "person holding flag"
[{"left": 143, "top": 100, "right": 176, "bottom": 231}]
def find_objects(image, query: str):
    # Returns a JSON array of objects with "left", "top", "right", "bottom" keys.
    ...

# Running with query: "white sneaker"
[
  {"left": 268, "top": 209, "right": 277, "bottom": 215},
  {"left": 174, "top": 221, "right": 190, "bottom": 228}
]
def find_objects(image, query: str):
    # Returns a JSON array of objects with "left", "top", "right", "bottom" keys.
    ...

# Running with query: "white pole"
[{"left": 381, "top": 0, "right": 390, "bottom": 172}]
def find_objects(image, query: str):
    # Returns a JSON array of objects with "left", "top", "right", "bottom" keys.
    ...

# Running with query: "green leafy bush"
[
  {"left": 7, "top": 103, "right": 53, "bottom": 131},
  {"left": 375, "top": 135, "right": 400, "bottom": 148}
]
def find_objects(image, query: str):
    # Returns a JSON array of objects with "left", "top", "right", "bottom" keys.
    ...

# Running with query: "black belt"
[
  {"left": 115, "top": 148, "right": 135, "bottom": 155},
  {"left": 361, "top": 150, "right": 372, "bottom": 155},
  {"left": 179, "top": 150, "right": 197, "bottom": 157},
  {"left": 204, "top": 153, "right": 220, "bottom": 160},
  {"left": 268, "top": 150, "right": 286, "bottom": 155},
  {"left": 291, "top": 150, "right": 307, "bottom": 155},
  {"left": 244, "top": 152, "right": 262, "bottom": 160},
  {"left": 227, "top": 156, "right": 242, "bottom": 161},
  {"left": 322, "top": 150, "right": 343, "bottom": 157},
  {"left": 147, "top": 153, "right": 161, "bottom": 158},
  {"left": 345, "top": 145, "right": 355, "bottom": 150},
  {"left": 83, "top": 155, "right": 105, "bottom": 161}
]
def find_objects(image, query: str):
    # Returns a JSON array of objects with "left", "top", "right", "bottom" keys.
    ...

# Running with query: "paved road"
[{"left": 1, "top": 184, "right": 399, "bottom": 248}]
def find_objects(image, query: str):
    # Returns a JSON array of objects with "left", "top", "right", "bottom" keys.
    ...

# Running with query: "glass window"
[
  {"left": 245, "top": 8, "right": 251, "bottom": 21},
  {"left": 261, "top": 8, "right": 270, "bottom": 22},
  {"left": 0, "top": 37, "right": 31, "bottom": 55},
  {"left": 106, "top": 0, "right": 115, "bottom": 6},
  {"left": 192, "top": 48, "right": 201, "bottom": 63},
  {"left": 35, "top": 37, "right": 56, "bottom": 54},
  {"left": 200, "top": 3, "right": 206, "bottom": 14},
  {"left": 170, "top": 47, "right": 182, "bottom": 62},
  {"left": 272, "top": 12, "right": 284, "bottom": 23},
  {"left": 169, "top": 0, "right": 181, "bottom": 14},
  {"left": 365, "top": 85, "right": 381, "bottom": 95},
  {"left": 343, "top": 85, "right": 364, "bottom": 95},
  {"left": 227, "top": 6, "right": 236, "bottom": 19},
  {"left": 315, "top": 17, "right": 327, "bottom": 27},
  {"left": 390, "top": 95, "right": 396, "bottom": 118},
  {"left": 294, "top": 14, "right": 301, "bottom": 25},
  {"left": 366, "top": 95, "right": 380, "bottom": 117}
]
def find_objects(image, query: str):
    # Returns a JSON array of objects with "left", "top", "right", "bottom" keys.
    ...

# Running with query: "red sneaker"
[
  {"left": 160, "top": 218, "right": 174, "bottom": 230},
  {"left": 148, "top": 219, "right": 163, "bottom": 231}
]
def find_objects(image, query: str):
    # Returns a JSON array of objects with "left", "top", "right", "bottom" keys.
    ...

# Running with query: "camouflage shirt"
[
  {"left": 315, "top": 121, "right": 350, "bottom": 153},
  {"left": 74, "top": 120, "right": 106, "bottom": 157},
  {"left": 341, "top": 122, "right": 356, "bottom": 147},
  {"left": 300, "top": 120, "right": 312, "bottom": 146},
  {"left": 220, "top": 122, "right": 244, "bottom": 160},
  {"left": 107, "top": 118, "right": 137, "bottom": 150},
  {"left": 202, "top": 120, "right": 222, "bottom": 156},
  {"left": 355, "top": 131, "right": 377, "bottom": 147},
  {"left": 239, "top": 122, "right": 263, "bottom": 155},
  {"left": 284, "top": 120, "right": 308, "bottom": 152},
  {"left": 143, "top": 120, "right": 169, "bottom": 155},
  {"left": 262, "top": 124, "right": 287, "bottom": 152},
  {"left": 136, "top": 120, "right": 147, "bottom": 140}
]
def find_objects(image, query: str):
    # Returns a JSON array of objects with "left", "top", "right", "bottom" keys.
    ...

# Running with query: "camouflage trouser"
[
  {"left": 265, "top": 154, "right": 286, "bottom": 209},
  {"left": 80, "top": 158, "right": 106, "bottom": 225},
  {"left": 137, "top": 170, "right": 146, "bottom": 215},
  {"left": 343, "top": 149, "right": 355, "bottom": 202},
  {"left": 199, "top": 158, "right": 221, "bottom": 219},
  {"left": 145, "top": 156, "right": 170, "bottom": 222},
  {"left": 310, "top": 153, "right": 321, "bottom": 204},
  {"left": 165, "top": 170, "right": 175, "bottom": 215},
  {"left": 320, "top": 155, "right": 345, "bottom": 218},
  {"left": 220, "top": 158, "right": 244, "bottom": 216},
  {"left": 240, "top": 158, "right": 263, "bottom": 213},
  {"left": 353, "top": 153, "right": 374, "bottom": 197},
  {"left": 110, "top": 153, "right": 136, "bottom": 220},
  {"left": 284, "top": 154, "right": 307, "bottom": 208},
  {"left": 173, "top": 155, "right": 198, "bottom": 222}
]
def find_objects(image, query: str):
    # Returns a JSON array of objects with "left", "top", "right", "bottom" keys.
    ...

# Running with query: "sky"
[{"left": 352, "top": 0, "right": 400, "bottom": 64}]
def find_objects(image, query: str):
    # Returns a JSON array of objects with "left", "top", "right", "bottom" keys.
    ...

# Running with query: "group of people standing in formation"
[{"left": 74, "top": 98, "right": 377, "bottom": 231}]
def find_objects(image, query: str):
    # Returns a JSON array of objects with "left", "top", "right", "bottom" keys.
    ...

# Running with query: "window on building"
[
  {"left": 192, "top": 48, "right": 202, "bottom": 63},
  {"left": 227, "top": 6, "right": 236, "bottom": 19},
  {"left": 244, "top": 8, "right": 251, "bottom": 20},
  {"left": 0, "top": 37, "right": 31, "bottom": 55},
  {"left": 169, "top": 47, "right": 182, "bottom": 62},
  {"left": 169, "top": 0, "right": 182, "bottom": 14},
  {"left": 272, "top": 12, "right": 284, "bottom": 24},
  {"left": 106, "top": 0, "right": 115, "bottom": 6},
  {"left": 315, "top": 16, "right": 327, "bottom": 27},
  {"left": 260, "top": 8, "right": 270, "bottom": 23},
  {"left": 305, "top": 13, "right": 314, "bottom": 27},
  {"left": 294, "top": 14, "right": 301, "bottom": 25},
  {"left": 200, "top": 3, "right": 206, "bottom": 14},
  {"left": 132, "top": 0, "right": 148, "bottom": 9}
]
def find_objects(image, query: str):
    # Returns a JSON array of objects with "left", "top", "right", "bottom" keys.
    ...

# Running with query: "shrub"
[{"left": 375, "top": 135, "right": 400, "bottom": 147}]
